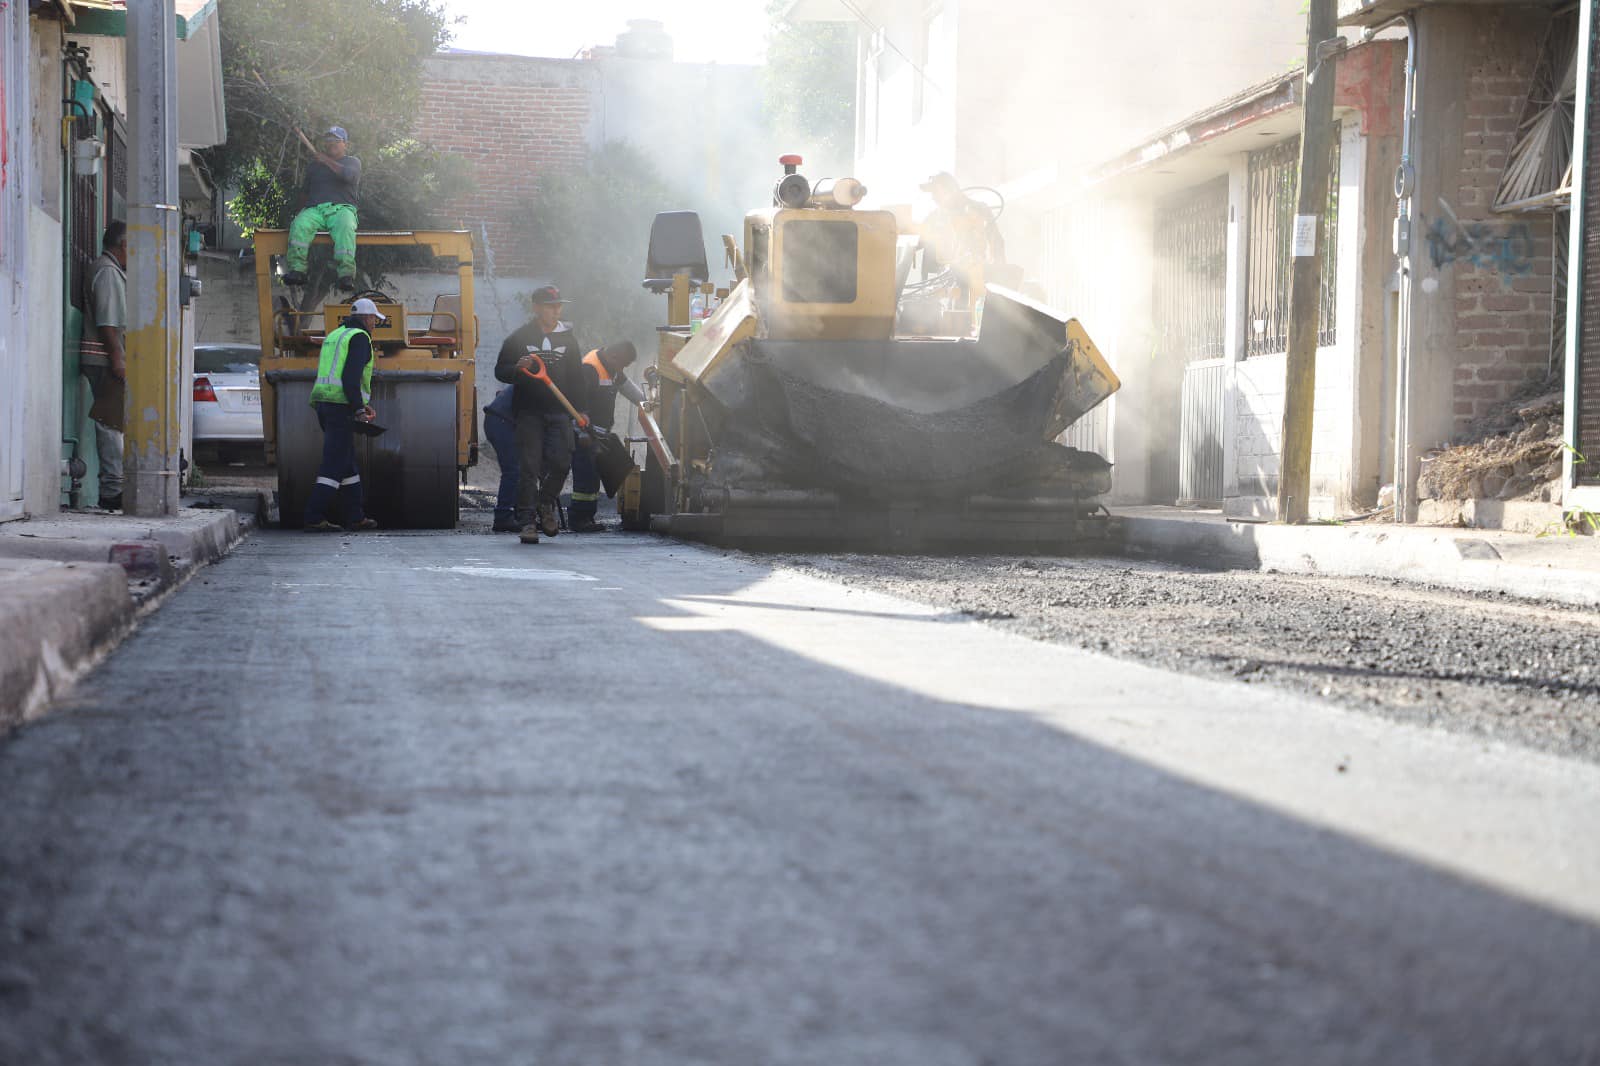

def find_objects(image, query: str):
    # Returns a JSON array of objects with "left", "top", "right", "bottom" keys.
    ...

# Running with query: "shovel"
[
  {"left": 518, "top": 355, "right": 637, "bottom": 496},
  {"left": 517, "top": 354, "right": 591, "bottom": 429}
]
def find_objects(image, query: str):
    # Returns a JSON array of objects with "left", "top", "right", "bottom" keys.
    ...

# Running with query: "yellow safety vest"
[{"left": 309, "top": 325, "right": 373, "bottom": 407}]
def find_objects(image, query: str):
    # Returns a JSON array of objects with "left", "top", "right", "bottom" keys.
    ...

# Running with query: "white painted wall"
[
  {"left": 0, "top": 3, "right": 30, "bottom": 522},
  {"left": 20, "top": 15, "right": 65, "bottom": 519}
]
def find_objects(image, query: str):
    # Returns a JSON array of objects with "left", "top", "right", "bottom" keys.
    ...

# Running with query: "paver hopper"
[{"left": 624, "top": 162, "right": 1120, "bottom": 552}]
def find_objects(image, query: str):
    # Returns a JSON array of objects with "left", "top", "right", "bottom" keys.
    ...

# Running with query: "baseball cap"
[
  {"left": 351, "top": 297, "right": 389, "bottom": 323},
  {"left": 323, "top": 126, "right": 349, "bottom": 142},
  {"left": 531, "top": 285, "right": 566, "bottom": 305}
]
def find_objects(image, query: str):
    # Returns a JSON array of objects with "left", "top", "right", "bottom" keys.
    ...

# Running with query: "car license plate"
[{"left": 242, "top": 391, "right": 261, "bottom": 407}]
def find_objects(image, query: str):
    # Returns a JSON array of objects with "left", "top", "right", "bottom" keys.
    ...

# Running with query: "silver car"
[{"left": 193, "top": 343, "right": 263, "bottom": 459}]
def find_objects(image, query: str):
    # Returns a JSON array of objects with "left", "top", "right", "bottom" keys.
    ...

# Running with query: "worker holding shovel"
[
  {"left": 493, "top": 286, "right": 587, "bottom": 545},
  {"left": 282, "top": 125, "right": 362, "bottom": 292}
]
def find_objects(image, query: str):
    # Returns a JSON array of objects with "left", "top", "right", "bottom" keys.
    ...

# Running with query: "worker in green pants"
[{"left": 282, "top": 125, "right": 362, "bottom": 292}]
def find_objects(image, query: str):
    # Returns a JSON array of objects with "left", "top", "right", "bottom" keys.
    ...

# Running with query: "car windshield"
[{"left": 195, "top": 347, "right": 261, "bottom": 374}]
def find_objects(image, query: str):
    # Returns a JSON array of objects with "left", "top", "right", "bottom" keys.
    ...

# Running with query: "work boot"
[
  {"left": 519, "top": 527, "right": 540, "bottom": 545},
  {"left": 570, "top": 517, "right": 605, "bottom": 533},
  {"left": 281, "top": 270, "right": 308, "bottom": 287},
  {"left": 336, "top": 275, "right": 357, "bottom": 294},
  {"left": 537, "top": 501, "right": 560, "bottom": 538},
  {"left": 100, "top": 493, "right": 122, "bottom": 511},
  {"left": 492, "top": 515, "right": 520, "bottom": 533},
  {"left": 304, "top": 519, "right": 343, "bottom": 533},
  {"left": 345, "top": 518, "right": 378, "bottom": 532}
]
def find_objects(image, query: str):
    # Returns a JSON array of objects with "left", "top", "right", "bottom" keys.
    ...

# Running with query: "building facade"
[{"left": 0, "top": 0, "right": 223, "bottom": 521}]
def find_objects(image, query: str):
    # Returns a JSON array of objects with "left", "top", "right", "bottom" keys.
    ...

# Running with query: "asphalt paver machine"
[
  {"left": 251, "top": 229, "right": 478, "bottom": 528},
  {"left": 622, "top": 158, "right": 1121, "bottom": 552}
]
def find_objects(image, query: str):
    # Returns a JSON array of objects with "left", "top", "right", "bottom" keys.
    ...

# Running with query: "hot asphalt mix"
[{"left": 773, "top": 552, "right": 1600, "bottom": 762}]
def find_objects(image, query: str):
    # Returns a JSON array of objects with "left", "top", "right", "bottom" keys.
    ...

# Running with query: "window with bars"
[
  {"left": 1245, "top": 129, "right": 1340, "bottom": 357},
  {"left": 1153, "top": 177, "right": 1229, "bottom": 364}
]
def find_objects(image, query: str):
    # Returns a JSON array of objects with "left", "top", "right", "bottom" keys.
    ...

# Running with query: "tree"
[
  {"left": 763, "top": 2, "right": 856, "bottom": 175},
  {"left": 519, "top": 143, "right": 690, "bottom": 361},
  {"left": 210, "top": 0, "right": 471, "bottom": 285}
]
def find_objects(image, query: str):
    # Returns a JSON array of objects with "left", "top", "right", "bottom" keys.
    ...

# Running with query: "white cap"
[{"left": 351, "top": 297, "right": 387, "bottom": 322}]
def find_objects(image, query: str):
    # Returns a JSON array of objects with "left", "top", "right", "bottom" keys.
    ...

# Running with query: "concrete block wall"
[
  {"left": 414, "top": 55, "right": 597, "bottom": 275},
  {"left": 1432, "top": 11, "right": 1558, "bottom": 434},
  {"left": 1233, "top": 346, "right": 1354, "bottom": 513}
]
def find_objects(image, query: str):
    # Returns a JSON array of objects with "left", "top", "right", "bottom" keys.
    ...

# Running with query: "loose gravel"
[{"left": 773, "top": 553, "right": 1600, "bottom": 762}]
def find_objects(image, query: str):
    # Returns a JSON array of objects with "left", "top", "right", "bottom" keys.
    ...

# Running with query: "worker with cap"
[
  {"left": 283, "top": 125, "right": 362, "bottom": 292},
  {"left": 303, "top": 296, "right": 385, "bottom": 532},
  {"left": 917, "top": 170, "right": 1005, "bottom": 291},
  {"left": 568, "top": 341, "right": 645, "bottom": 533},
  {"left": 493, "top": 285, "right": 587, "bottom": 544}
]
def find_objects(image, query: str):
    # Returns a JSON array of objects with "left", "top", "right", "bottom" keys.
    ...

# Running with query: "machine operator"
[
  {"left": 283, "top": 125, "right": 362, "bottom": 293},
  {"left": 917, "top": 171, "right": 1006, "bottom": 295}
]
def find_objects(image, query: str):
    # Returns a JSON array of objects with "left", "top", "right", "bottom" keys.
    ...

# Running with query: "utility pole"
[
  {"left": 1277, "top": 0, "right": 1343, "bottom": 524},
  {"left": 124, "top": 0, "right": 182, "bottom": 517}
]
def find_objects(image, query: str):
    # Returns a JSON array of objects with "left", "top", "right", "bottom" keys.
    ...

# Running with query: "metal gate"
[
  {"left": 1154, "top": 178, "right": 1228, "bottom": 504},
  {"left": 1179, "top": 359, "right": 1226, "bottom": 504}
]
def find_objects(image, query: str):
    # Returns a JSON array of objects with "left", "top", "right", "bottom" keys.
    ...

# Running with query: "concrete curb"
[
  {"left": 0, "top": 509, "right": 249, "bottom": 732},
  {"left": 1117, "top": 514, "right": 1600, "bottom": 608},
  {"left": 0, "top": 559, "right": 134, "bottom": 730}
]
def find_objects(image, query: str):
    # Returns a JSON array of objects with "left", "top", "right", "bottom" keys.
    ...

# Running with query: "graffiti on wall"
[{"left": 1423, "top": 197, "right": 1535, "bottom": 278}]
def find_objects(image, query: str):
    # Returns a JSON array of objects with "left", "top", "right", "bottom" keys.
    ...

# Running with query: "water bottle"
[{"left": 689, "top": 290, "right": 705, "bottom": 332}]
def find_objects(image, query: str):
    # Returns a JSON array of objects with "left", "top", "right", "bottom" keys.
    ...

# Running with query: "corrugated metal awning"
[{"left": 66, "top": 0, "right": 219, "bottom": 40}]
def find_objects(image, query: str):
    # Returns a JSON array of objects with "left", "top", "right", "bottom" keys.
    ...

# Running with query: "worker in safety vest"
[
  {"left": 569, "top": 341, "right": 644, "bottom": 533},
  {"left": 303, "top": 297, "right": 384, "bottom": 532}
]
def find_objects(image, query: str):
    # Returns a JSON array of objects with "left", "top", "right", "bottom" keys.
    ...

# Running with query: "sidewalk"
[
  {"left": 0, "top": 507, "right": 248, "bottom": 730},
  {"left": 1113, "top": 505, "right": 1600, "bottom": 607}
]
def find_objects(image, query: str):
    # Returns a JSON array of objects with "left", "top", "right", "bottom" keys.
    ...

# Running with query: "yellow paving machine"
[
  {"left": 251, "top": 229, "right": 478, "bottom": 528},
  {"left": 622, "top": 157, "right": 1121, "bottom": 551}
]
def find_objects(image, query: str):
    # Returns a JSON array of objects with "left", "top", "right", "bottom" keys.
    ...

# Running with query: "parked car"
[{"left": 193, "top": 343, "right": 263, "bottom": 461}]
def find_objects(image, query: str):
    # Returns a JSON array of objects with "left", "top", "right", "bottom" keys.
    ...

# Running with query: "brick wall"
[
  {"left": 415, "top": 55, "right": 597, "bottom": 275},
  {"left": 1445, "top": 12, "right": 1558, "bottom": 433}
]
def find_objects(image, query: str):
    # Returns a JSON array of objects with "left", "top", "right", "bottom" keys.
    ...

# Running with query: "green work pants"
[{"left": 287, "top": 202, "right": 358, "bottom": 277}]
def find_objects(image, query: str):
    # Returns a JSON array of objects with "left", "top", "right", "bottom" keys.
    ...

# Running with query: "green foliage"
[
  {"left": 763, "top": 1, "right": 856, "bottom": 174},
  {"left": 519, "top": 142, "right": 687, "bottom": 358},
  {"left": 209, "top": 0, "right": 467, "bottom": 232},
  {"left": 225, "top": 158, "right": 287, "bottom": 238}
]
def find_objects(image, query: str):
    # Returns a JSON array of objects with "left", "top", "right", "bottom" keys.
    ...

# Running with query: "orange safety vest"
[{"left": 582, "top": 350, "right": 617, "bottom": 428}]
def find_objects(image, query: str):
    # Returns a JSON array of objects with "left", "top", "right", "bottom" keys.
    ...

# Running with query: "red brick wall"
[
  {"left": 415, "top": 56, "right": 595, "bottom": 275},
  {"left": 1445, "top": 12, "right": 1558, "bottom": 432}
]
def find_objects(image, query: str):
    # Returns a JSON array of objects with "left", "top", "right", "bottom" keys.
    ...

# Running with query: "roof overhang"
[
  {"left": 28, "top": 0, "right": 77, "bottom": 24},
  {"left": 782, "top": 0, "right": 855, "bottom": 22},
  {"left": 66, "top": 0, "right": 218, "bottom": 40},
  {"left": 1086, "top": 73, "right": 1304, "bottom": 195},
  {"left": 1338, "top": 0, "right": 1563, "bottom": 28}
]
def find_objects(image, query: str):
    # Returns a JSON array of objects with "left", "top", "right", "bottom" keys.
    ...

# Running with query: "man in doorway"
[
  {"left": 303, "top": 297, "right": 384, "bottom": 532},
  {"left": 282, "top": 126, "right": 362, "bottom": 292},
  {"left": 80, "top": 221, "right": 127, "bottom": 510},
  {"left": 493, "top": 285, "right": 586, "bottom": 545},
  {"left": 569, "top": 341, "right": 644, "bottom": 533}
]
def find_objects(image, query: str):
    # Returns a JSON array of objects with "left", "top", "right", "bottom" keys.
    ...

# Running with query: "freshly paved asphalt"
[{"left": 1, "top": 527, "right": 1597, "bottom": 1065}]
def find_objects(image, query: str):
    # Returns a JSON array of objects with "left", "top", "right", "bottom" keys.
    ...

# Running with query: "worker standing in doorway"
[
  {"left": 569, "top": 341, "right": 644, "bottom": 533},
  {"left": 282, "top": 126, "right": 362, "bottom": 293},
  {"left": 303, "top": 297, "right": 384, "bottom": 532},
  {"left": 80, "top": 221, "right": 128, "bottom": 510},
  {"left": 493, "top": 285, "right": 585, "bottom": 545}
]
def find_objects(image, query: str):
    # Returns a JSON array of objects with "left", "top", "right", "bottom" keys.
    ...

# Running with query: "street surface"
[{"left": 2, "top": 522, "right": 1599, "bottom": 1064}]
